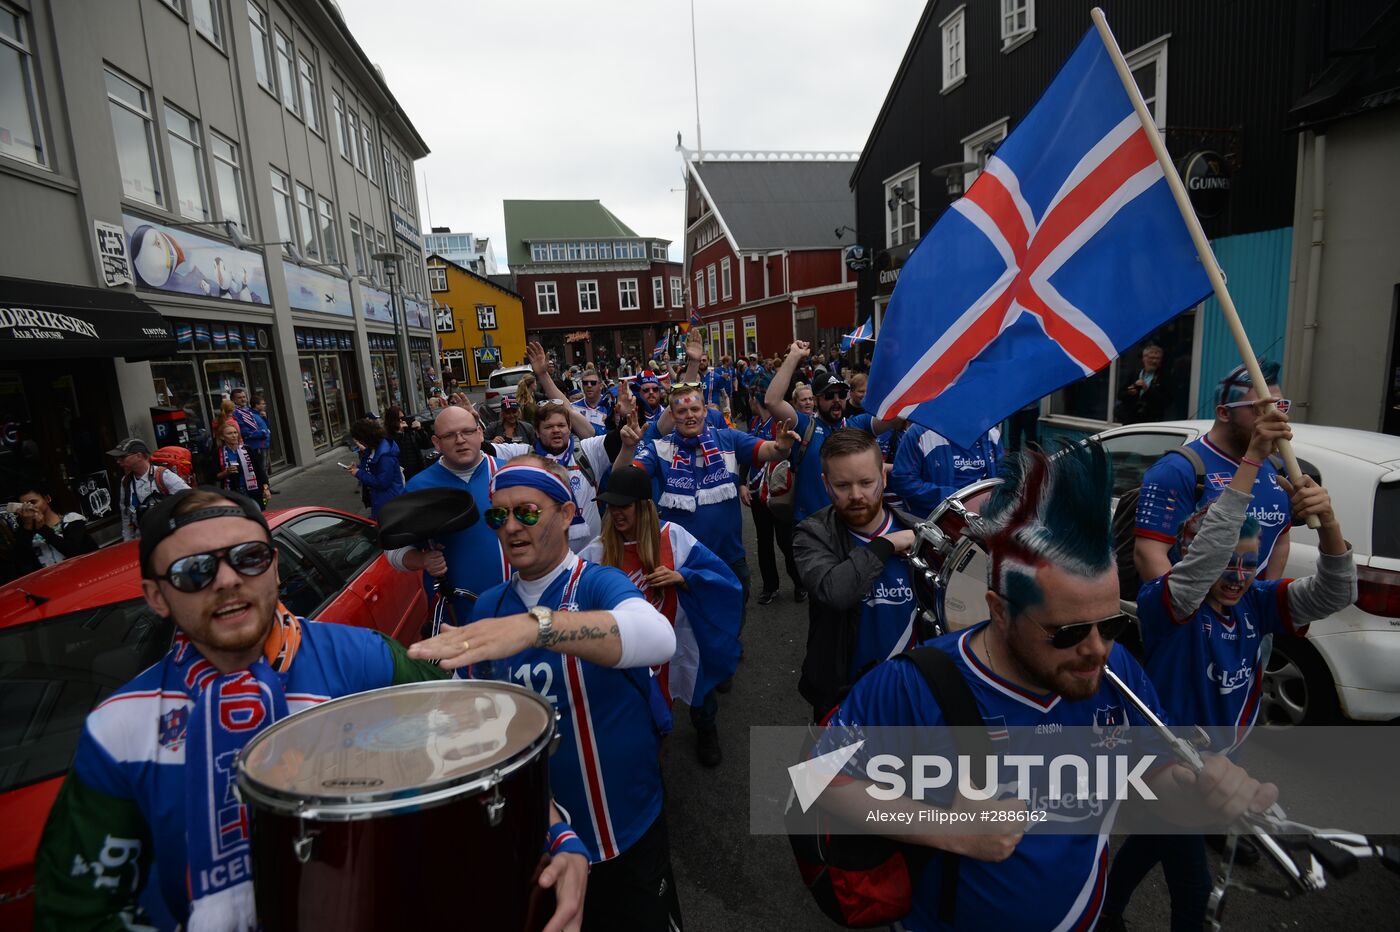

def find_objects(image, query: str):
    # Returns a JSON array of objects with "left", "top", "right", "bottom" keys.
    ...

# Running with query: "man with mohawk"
[{"left": 817, "top": 444, "right": 1282, "bottom": 931}]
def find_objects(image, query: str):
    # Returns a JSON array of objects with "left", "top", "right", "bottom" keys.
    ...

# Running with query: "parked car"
[
  {"left": 0, "top": 506, "right": 430, "bottom": 928},
  {"left": 1092, "top": 419, "right": 1400, "bottom": 726},
  {"left": 481, "top": 364, "right": 533, "bottom": 418}
]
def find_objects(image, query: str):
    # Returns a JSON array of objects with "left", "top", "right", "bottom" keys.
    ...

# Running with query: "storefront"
[
  {"left": 366, "top": 331, "right": 404, "bottom": 416},
  {"left": 295, "top": 327, "right": 364, "bottom": 451},
  {"left": 0, "top": 275, "right": 175, "bottom": 531},
  {"left": 409, "top": 336, "right": 437, "bottom": 403},
  {"left": 150, "top": 318, "right": 289, "bottom": 473}
]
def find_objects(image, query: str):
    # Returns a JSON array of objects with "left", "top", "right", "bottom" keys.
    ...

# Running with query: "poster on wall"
[
  {"left": 283, "top": 262, "right": 353, "bottom": 317},
  {"left": 71, "top": 471, "right": 114, "bottom": 521},
  {"left": 362, "top": 285, "right": 395, "bottom": 324},
  {"left": 122, "top": 214, "right": 269, "bottom": 303},
  {"left": 404, "top": 297, "right": 431, "bottom": 330},
  {"left": 94, "top": 219, "right": 133, "bottom": 287}
]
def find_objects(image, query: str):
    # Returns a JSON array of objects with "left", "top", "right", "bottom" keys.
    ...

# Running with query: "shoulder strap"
[
  {"left": 793, "top": 413, "right": 819, "bottom": 466},
  {"left": 897, "top": 646, "right": 991, "bottom": 925},
  {"left": 574, "top": 445, "right": 598, "bottom": 490},
  {"left": 1166, "top": 446, "right": 1207, "bottom": 500}
]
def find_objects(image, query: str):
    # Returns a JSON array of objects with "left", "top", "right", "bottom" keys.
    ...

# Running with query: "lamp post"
[{"left": 371, "top": 250, "right": 416, "bottom": 412}]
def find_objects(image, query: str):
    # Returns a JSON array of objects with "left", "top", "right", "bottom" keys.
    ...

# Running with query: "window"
[
  {"left": 884, "top": 165, "right": 919, "bottom": 248},
  {"left": 706, "top": 265, "right": 717, "bottom": 305},
  {"left": 349, "top": 215, "right": 364, "bottom": 274},
  {"left": 348, "top": 108, "right": 363, "bottom": 171},
  {"left": 362, "top": 115, "right": 375, "bottom": 181},
  {"left": 383, "top": 145, "right": 394, "bottom": 200},
  {"left": 332, "top": 92, "right": 347, "bottom": 157},
  {"left": 283, "top": 514, "right": 379, "bottom": 580},
  {"left": 274, "top": 30, "right": 298, "bottom": 115},
  {"left": 536, "top": 281, "right": 559, "bottom": 315},
  {"left": 164, "top": 104, "right": 208, "bottom": 220},
  {"left": 567, "top": 242, "right": 581, "bottom": 261},
  {"left": 548, "top": 243, "right": 564, "bottom": 262},
  {"left": 1000, "top": 0, "right": 1033, "bottom": 49},
  {"left": 105, "top": 68, "right": 163, "bottom": 206},
  {"left": 477, "top": 305, "right": 497, "bottom": 330},
  {"left": 598, "top": 242, "right": 611, "bottom": 259},
  {"left": 209, "top": 132, "right": 247, "bottom": 232},
  {"left": 247, "top": 2, "right": 274, "bottom": 92},
  {"left": 0, "top": 4, "right": 47, "bottom": 168},
  {"left": 652, "top": 277, "right": 665, "bottom": 309},
  {"left": 652, "top": 243, "right": 666, "bottom": 261},
  {"left": 583, "top": 241, "right": 598, "bottom": 260},
  {"left": 297, "top": 52, "right": 320, "bottom": 133},
  {"left": 1126, "top": 36, "right": 1168, "bottom": 130},
  {"left": 295, "top": 183, "right": 318, "bottom": 259},
  {"left": 1049, "top": 316, "right": 1196, "bottom": 424},
  {"left": 269, "top": 167, "right": 292, "bottom": 249},
  {"left": 428, "top": 266, "right": 447, "bottom": 291},
  {"left": 530, "top": 243, "right": 546, "bottom": 262},
  {"left": 961, "top": 118, "right": 1008, "bottom": 190},
  {"left": 192, "top": 0, "right": 224, "bottom": 47},
  {"left": 670, "top": 276, "right": 683, "bottom": 308},
  {"left": 363, "top": 223, "right": 377, "bottom": 277},
  {"left": 619, "top": 279, "right": 639, "bottom": 311},
  {"left": 941, "top": 6, "right": 966, "bottom": 91},
  {"left": 272, "top": 536, "right": 338, "bottom": 618},
  {"left": 720, "top": 257, "right": 732, "bottom": 300},
  {"left": 577, "top": 280, "right": 599, "bottom": 313},
  {"left": 630, "top": 242, "right": 644, "bottom": 259},
  {"left": 742, "top": 315, "right": 758, "bottom": 356},
  {"left": 723, "top": 319, "right": 736, "bottom": 359},
  {"left": 159, "top": 0, "right": 183, "bottom": 14},
  {"left": 695, "top": 271, "right": 705, "bottom": 308},
  {"left": 317, "top": 196, "right": 339, "bottom": 264}
]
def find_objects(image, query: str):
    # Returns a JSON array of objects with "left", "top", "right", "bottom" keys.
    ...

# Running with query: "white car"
[
  {"left": 481, "top": 364, "right": 533, "bottom": 418},
  {"left": 1093, "top": 419, "right": 1400, "bottom": 724}
]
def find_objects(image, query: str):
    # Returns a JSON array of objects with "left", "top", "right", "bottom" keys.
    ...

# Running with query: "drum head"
[
  {"left": 376, "top": 488, "right": 479, "bottom": 550},
  {"left": 238, "top": 681, "right": 553, "bottom": 812}
]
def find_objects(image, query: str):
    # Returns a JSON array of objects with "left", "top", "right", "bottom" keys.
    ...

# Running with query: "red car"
[{"left": 0, "top": 506, "right": 430, "bottom": 927}]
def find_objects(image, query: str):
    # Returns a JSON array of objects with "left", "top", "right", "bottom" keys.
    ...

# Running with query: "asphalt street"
[{"left": 273, "top": 453, "right": 1400, "bottom": 932}]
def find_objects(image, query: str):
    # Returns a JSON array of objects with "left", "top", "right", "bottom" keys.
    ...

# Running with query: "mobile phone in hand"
[{"left": 339, "top": 462, "right": 352, "bottom": 470}]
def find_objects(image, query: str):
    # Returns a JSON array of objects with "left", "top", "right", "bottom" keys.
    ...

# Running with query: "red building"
[
  {"left": 503, "top": 199, "right": 684, "bottom": 366},
  {"left": 679, "top": 149, "right": 859, "bottom": 361}
]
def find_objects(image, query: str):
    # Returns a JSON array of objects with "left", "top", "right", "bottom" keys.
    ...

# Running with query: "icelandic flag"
[
  {"left": 652, "top": 333, "right": 670, "bottom": 360},
  {"left": 866, "top": 28, "right": 1212, "bottom": 446},
  {"left": 840, "top": 318, "right": 875, "bottom": 353}
]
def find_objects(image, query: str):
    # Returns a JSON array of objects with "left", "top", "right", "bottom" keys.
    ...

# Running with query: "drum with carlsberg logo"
[{"left": 237, "top": 680, "right": 556, "bottom": 931}]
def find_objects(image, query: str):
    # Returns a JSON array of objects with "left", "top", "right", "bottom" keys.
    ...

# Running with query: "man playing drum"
[
  {"left": 410, "top": 457, "right": 683, "bottom": 932},
  {"left": 33, "top": 489, "right": 588, "bottom": 932}
]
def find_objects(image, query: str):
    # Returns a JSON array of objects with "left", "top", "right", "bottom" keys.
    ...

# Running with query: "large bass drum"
[
  {"left": 237, "top": 680, "right": 556, "bottom": 932},
  {"left": 909, "top": 478, "right": 1002, "bottom": 635}
]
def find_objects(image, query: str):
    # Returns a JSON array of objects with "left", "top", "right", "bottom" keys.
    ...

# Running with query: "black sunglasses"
[
  {"left": 1031, "top": 613, "right": 1133, "bottom": 650},
  {"left": 152, "top": 540, "right": 275, "bottom": 593},
  {"left": 484, "top": 503, "right": 553, "bottom": 529},
  {"left": 822, "top": 388, "right": 850, "bottom": 400}
]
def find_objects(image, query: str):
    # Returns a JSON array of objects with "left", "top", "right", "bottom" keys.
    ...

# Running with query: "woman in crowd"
[
  {"left": 347, "top": 417, "right": 403, "bottom": 520},
  {"left": 4, "top": 483, "right": 97, "bottom": 572},
  {"left": 383, "top": 405, "right": 429, "bottom": 480},
  {"left": 491, "top": 395, "right": 537, "bottom": 445},
  {"left": 213, "top": 420, "right": 261, "bottom": 507}
]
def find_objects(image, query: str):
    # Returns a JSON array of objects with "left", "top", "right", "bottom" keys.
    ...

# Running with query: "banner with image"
[
  {"left": 122, "top": 214, "right": 268, "bottom": 303},
  {"left": 404, "top": 297, "right": 431, "bottom": 330},
  {"left": 282, "top": 261, "right": 353, "bottom": 317},
  {"left": 362, "top": 284, "right": 395, "bottom": 324}
]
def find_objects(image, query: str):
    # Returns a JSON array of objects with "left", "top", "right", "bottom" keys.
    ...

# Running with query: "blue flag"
[
  {"left": 866, "top": 28, "right": 1211, "bottom": 446},
  {"left": 840, "top": 318, "right": 875, "bottom": 353}
]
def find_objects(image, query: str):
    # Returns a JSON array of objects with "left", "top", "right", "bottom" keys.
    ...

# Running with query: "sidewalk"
[{"left": 269, "top": 450, "right": 372, "bottom": 517}]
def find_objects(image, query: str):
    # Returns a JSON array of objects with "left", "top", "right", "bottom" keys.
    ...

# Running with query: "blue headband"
[{"left": 489, "top": 464, "right": 572, "bottom": 504}]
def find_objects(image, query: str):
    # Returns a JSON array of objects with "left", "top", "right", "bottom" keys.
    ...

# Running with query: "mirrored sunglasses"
[
  {"left": 484, "top": 504, "right": 549, "bottom": 529},
  {"left": 153, "top": 540, "right": 275, "bottom": 593}
]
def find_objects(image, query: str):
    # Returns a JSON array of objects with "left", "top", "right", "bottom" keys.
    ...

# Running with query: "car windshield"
[
  {"left": 0, "top": 601, "right": 173, "bottom": 791},
  {"left": 1374, "top": 481, "right": 1400, "bottom": 558},
  {"left": 491, "top": 369, "right": 529, "bottom": 390}
]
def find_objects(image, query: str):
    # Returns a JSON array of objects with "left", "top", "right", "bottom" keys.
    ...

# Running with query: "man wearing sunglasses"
[
  {"left": 816, "top": 444, "right": 1281, "bottom": 931},
  {"left": 1135, "top": 359, "right": 1293, "bottom": 585},
  {"left": 889, "top": 422, "right": 1003, "bottom": 519},
  {"left": 410, "top": 458, "right": 681, "bottom": 931},
  {"left": 35, "top": 488, "right": 592, "bottom": 931},
  {"left": 572, "top": 365, "right": 612, "bottom": 435},
  {"left": 766, "top": 340, "right": 900, "bottom": 524}
]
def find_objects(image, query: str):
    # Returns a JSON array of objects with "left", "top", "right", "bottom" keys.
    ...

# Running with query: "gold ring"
[{"left": 461, "top": 640, "right": 470, "bottom": 652}]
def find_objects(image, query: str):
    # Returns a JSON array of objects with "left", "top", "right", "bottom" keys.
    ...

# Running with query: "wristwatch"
[{"left": 529, "top": 605, "right": 555, "bottom": 643}]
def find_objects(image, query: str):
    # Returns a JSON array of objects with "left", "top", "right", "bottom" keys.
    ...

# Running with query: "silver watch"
[{"left": 529, "top": 605, "right": 554, "bottom": 643}]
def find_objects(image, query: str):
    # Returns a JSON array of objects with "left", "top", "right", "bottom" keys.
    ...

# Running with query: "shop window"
[
  {"left": 105, "top": 67, "right": 163, "bottom": 207},
  {"left": 1048, "top": 312, "right": 1197, "bottom": 425},
  {"left": 298, "top": 355, "right": 327, "bottom": 449},
  {"left": 0, "top": 2, "right": 49, "bottom": 169}
]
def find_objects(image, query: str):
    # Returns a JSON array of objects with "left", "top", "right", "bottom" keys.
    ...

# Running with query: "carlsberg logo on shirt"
[
  {"left": 866, "top": 578, "right": 914, "bottom": 607},
  {"left": 952, "top": 454, "right": 987, "bottom": 471},
  {"left": 1248, "top": 503, "right": 1289, "bottom": 527}
]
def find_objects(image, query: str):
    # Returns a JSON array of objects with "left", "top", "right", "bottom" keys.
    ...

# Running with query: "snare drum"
[
  {"left": 909, "top": 478, "right": 1002, "bottom": 634},
  {"left": 237, "top": 680, "right": 556, "bottom": 932}
]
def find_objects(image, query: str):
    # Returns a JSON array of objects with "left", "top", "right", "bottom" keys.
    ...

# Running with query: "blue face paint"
[{"left": 1219, "top": 549, "right": 1260, "bottom": 585}]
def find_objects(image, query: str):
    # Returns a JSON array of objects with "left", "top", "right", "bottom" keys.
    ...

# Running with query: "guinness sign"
[
  {"left": 1184, "top": 150, "right": 1232, "bottom": 220},
  {"left": 875, "top": 242, "right": 916, "bottom": 297}
]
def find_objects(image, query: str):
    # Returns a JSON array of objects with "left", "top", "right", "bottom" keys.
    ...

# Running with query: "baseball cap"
[
  {"left": 139, "top": 488, "right": 269, "bottom": 578},
  {"left": 596, "top": 465, "right": 654, "bottom": 507},
  {"left": 108, "top": 437, "right": 151, "bottom": 458},
  {"left": 500, "top": 395, "right": 519, "bottom": 410},
  {"left": 812, "top": 371, "right": 849, "bottom": 395}
]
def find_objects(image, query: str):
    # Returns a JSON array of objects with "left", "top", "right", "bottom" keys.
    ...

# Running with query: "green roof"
[{"left": 502, "top": 199, "right": 641, "bottom": 267}]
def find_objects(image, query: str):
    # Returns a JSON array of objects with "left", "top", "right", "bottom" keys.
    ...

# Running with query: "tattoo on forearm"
[{"left": 536, "top": 624, "right": 620, "bottom": 649}]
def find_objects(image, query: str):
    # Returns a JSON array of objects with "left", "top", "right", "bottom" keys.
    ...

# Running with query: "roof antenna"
[
  {"left": 690, "top": 0, "right": 703, "bottom": 162},
  {"left": 421, "top": 168, "right": 433, "bottom": 229}
]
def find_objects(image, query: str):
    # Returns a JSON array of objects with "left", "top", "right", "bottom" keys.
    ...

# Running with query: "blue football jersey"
[{"left": 847, "top": 511, "right": 919, "bottom": 678}]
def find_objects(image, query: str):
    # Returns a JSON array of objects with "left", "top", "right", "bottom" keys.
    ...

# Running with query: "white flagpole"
[{"left": 1091, "top": 7, "right": 1317, "bottom": 528}]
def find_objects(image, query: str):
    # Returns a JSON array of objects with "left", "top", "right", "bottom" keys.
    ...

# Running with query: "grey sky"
[{"left": 336, "top": 0, "right": 926, "bottom": 267}]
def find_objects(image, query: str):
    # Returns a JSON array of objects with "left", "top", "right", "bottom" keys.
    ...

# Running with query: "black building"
[{"left": 851, "top": 0, "right": 1393, "bottom": 436}]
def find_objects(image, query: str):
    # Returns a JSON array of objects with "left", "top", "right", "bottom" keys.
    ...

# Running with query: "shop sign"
[
  {"left": 1183, "top": 150, "right": 1232, "bottom": 220},
  {"left": 565, "top": 331, "right": 591, "bottom": 344},
  {"left": 122, "top": 214, "right": 269, "bottom": 303},
  {"left": 875, "top": 241, "right": 915, "bottom": 297},
  {"left": 392, "top": 212, "right": 421, "bottom": 247},
  {"left": 94, "top": 220, "right": 132, "bottom": 287},
  {"left": 283, "top": 261, "right": 352, "bottom": 317}
]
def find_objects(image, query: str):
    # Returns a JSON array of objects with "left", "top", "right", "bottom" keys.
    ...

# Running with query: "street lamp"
[{"left": 371, "top": 249, "right": 417, "bottom": 412}]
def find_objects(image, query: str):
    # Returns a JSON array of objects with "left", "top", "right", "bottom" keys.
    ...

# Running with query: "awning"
[{"left": 0, "top": 275, "right": 177, "bottom": 361}]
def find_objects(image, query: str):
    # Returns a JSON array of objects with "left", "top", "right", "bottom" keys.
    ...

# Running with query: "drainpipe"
[{"left": 1295, "top": 132, "right": 1325, "bottom": 420}]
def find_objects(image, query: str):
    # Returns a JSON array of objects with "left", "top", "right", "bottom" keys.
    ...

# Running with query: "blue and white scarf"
[
  {"left": 535, "top": 435, "right": 589, "bottom": 532},
  {"left": 660, "top": 424, "right": 736, "bottom": 512},
  {"left": 175, "top": 608, "right": 300, "bottom": 931}
]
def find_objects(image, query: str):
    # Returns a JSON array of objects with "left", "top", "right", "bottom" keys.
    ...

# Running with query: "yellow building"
[{"left": 426, "top": 255, "right": 527, "bottom": 386}]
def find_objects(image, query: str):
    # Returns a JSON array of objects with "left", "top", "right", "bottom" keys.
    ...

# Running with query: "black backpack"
[{"left": 787, "top": 647, "right": 991, "bottom": 928}]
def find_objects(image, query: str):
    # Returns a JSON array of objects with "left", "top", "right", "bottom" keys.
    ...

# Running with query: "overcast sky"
[{"left": 336, "top": 0, "right": 927, "bottom": 268}]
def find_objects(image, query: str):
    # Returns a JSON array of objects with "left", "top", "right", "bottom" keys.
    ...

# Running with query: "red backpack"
[{"left": 150, "top": 446, "right": 195, "bottom": 483}]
